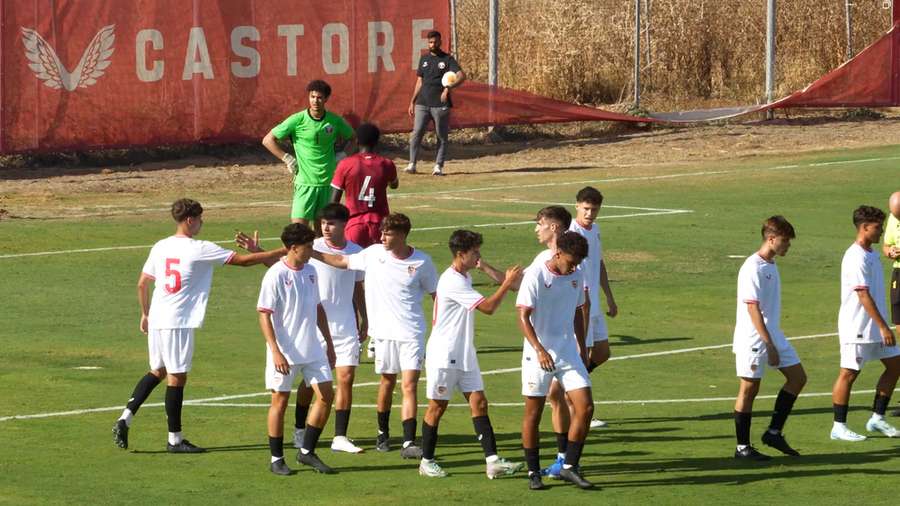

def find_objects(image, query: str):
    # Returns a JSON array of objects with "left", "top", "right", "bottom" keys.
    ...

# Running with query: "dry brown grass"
[{"left": 455, "top": 0, "right": 892, "bottom": 109}]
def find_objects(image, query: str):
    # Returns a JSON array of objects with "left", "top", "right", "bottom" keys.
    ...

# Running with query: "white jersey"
[
  {"left": 426, "top": 267, "right": 486, "bottom": 371},
  {"left": 733, "top": 253, "right": 786, "bottom": 353},
  {"left": 569, "top": 220, "right": 604, "bottom": 318},
  {"left": 516, "top": 259, "right": 585, "bottom": 360},
  {"left": 347, "top": 245, "right": 438, "bottom": 342},
  {"left": 311, "top": 237, "right": 364, "bottom": 338},
  {"left": 141, "top": 235, "right": 235, "bottom": 329},
  {"left": 257, "top": 260, "right": 325, "bottom": 365},
  {"left": 526, "top": 249, "right": 553, "bottom": 272},
  {"left": 839, "top": 243, "right": 888, "bottom": 344}
]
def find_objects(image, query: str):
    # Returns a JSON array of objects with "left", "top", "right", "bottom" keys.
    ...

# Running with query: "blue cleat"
[{"left": 540, "top": 455, "right": 564, "bottom": 478}]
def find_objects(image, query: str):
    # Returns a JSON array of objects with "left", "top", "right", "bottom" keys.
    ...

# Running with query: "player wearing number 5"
[
  {"left": 112, "top": 199, "right": 284, "bottom": 453},
  {"left": 331, "top": 123, "right": 398, "bottom": 248}
]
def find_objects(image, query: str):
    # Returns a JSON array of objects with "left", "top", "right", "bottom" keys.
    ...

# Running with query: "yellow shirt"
[{"left": 884, "top": 213, "right": 900, "bottom": 269}]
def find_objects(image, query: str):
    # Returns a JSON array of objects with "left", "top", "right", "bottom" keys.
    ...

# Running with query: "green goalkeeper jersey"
[{"left": 271, "top": 109, "right": 353, "bottom": 187}]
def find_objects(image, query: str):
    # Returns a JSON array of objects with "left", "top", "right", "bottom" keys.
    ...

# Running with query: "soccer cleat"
[
  {"left": 528, "top": 472, "right": 545, "bottom": 490},
  {"left": 761, "top": 431, "right": 800, "bottom": 456},
  {"left": 112, "top": 420, "right": 129, "bottom": 449},
  {"left": 590, "top": 418, "right": 608, "bottom": 429},
  {"left": 366, "top": 344, "right": 375, "bottom": 359},
  {"left": 167, "top": 439, "right": 206, "bottom": 454},
  {"left": 865, "top": 417, "right": 899, "bottom": 437},
  {"left": 400, "top": 444, "right": 424, "bottom": 459},
  {"left": 486, "top": 458, "right": 523, "bottom": 479},
  {"left": 733, "top": 445, "right": 771, "bottom": 461},
  {"left": 297, "top": 451, "right": 336, "bottom": 474},
  {"left": 375, "top": 433, "right": 391, "bottom": 452},
  {"left": 431, "top": 164, "right": 444, "bottom": 176},
  {"left": 331, "top": 436, "right": 364, "bottom": 454},
  {"left": 270, "top": 458, "right": 292, "bottom": 476},
  {"left": 559, "top": 466, "right": 595, "bottom": 489},
  {"left": 830, "top": 424, "right": 867, "bottom": 442},
  {"left": 540, "top": 455, "right": 564, "bottom": 478},
  {"left": 891, "top": 408, "right": 900, "bottom": 417},
  {"left": 418, "top": 459, "right": 448, "bottom": 478},
  {"left": 403, "top": 163, "right": 417, "bottom": 174},
  {"left": 292, "top": 427, "right": 305, "bottom": 449}
]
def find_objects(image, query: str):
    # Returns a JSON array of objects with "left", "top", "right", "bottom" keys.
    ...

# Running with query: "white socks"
[
  {"left": 168, "top": 431, "right": 183, "bottom": 445},
  {"left": 485, "top": 455, "right": 499, "bottom": 464},
  {"left": 119, "top": 409, "right": 133, "bottom": 427}
]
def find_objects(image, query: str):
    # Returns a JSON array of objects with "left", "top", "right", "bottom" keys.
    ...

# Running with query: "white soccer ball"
[{"left": 441, "top": 71, "right": 457, "bottom": 87}]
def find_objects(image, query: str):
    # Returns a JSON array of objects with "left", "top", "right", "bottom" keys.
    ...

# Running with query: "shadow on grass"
[
  {"left": 611, "top": 334, "right": 693, "bottom": 346},
  {"left": 131, "top": 442, "right": 269, "bottom": 454}
]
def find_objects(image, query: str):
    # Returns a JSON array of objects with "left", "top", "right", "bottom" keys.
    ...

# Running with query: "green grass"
[{"left": 2, "top": 145, "right": 900, "bottom": 504}]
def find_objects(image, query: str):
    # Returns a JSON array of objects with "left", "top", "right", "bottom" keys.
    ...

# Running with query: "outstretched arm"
[
  {"left": 476, "top": 265, "right": 522, "bottom": 315},
  {"left": 232, "top": 230, "right": 283, "bottom": 267},
  {"left": 476, "top": 258, "right": 506, "bottom": 284},
  {"left": 309, "top": 250, "right": 350, "bottom": 269}
]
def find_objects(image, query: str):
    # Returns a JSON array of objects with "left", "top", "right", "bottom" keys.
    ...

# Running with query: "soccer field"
[{"left": 3, "top": 144, "right": 900, "bottom": 504}]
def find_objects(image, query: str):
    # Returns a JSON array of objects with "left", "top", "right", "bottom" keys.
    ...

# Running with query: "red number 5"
[{"left": 165, "top": 258, "right": 182, "bottom": 294}]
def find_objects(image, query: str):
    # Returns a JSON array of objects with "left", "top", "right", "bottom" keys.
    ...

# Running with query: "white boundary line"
[
  {"left": 0, "top": 331, "right": 836, "bottom": 423},
  {"left": 0, "top": 205, "right": 690, "bottom": 260}
]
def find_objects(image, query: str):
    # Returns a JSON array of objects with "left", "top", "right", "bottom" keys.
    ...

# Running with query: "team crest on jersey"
[
  {"left": 324, "top": 124, "right": 334, "bottom": 134},
  {"left": 857, "top": 356, "right": 863, "bottom": 364},
  {"left": 438, "top": 61, "right": 446, "bottom": 70},
  {"left": 436, "top": 385, "right": 447, "bottom": 395},
  {"left": 544, "top": 282, "right": 552, "bottom": 288},
  {"left": 750, "top": 363, "right": 757, "bottom": 371},
  {"left": 408, "top": 265, "right": 418, "bottom": 276},
  {"left": 422, "top": 61, "right": 428, "bottom": 67},
  {"left": 571, "top": 280, "right": 578, "bottom": 288},
  {"left": 284, "top": 277, "right": 293, "bottom": 287},
  {"left": 309, "top": 274, "right": 316, "bottom": 284},
  {"left": 765, "top": 274, "right": 772, "bottom": 280}
]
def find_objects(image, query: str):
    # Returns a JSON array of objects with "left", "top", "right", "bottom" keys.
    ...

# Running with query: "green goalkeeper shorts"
[{"left": 292, "top": 184, "right": 331, "bottom": 221}]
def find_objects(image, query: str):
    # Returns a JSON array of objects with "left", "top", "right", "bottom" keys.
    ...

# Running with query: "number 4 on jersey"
[{"left": 357, "top": 175, "right": 376, "bottom": 208}]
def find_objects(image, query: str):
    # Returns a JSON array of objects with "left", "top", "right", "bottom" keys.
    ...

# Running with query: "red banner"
[{"left": 1, "top": 0, "right": 450, "bottom": 153}]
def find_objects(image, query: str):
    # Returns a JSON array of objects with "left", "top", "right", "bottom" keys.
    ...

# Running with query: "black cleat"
[
  {"left": 375, "top": 433, "right": 390, "bottom": 452},
  {"left": 559, "top": 466, "right": 595, "bottom": 489},
  {"left": 400, "top": 444, "right": 423, "bottom": 459},
  {"left": 762, "top": 431, "right": 800, "bottom": 456},
  {"left": 528, "top": 472, "right": 545, "bottom": 490},
  {"left": 112, "top": 420, "right": 129, "bottom": 449},
  {"left": 891, "top": 408, "right": 900, "bottom": 417},
  {"left": 270, "top": 458, "right": 292, "bottom": 476},
  {"left": 734, "top": 445, "right": 771, "bottom": 461},
  {"left": 167, "top": 439, "right": 206, "bottom": 454},
  {"left": 297, "top": 451, "right": 336, "bottom": 474}
]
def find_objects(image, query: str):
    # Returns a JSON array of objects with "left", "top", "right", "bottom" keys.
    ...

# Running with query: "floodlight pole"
[
  {"left": 634, "top": 0, "right": 641, "bottom": 109},
  {"left": 765, "top": 0, "right": 776, "bottom": 119},
  {"left": 488, "top": 0, "right": 499, "bottom": 128},
  {"left": 845, "top": 0, "right": 853, "bottom": 60}
]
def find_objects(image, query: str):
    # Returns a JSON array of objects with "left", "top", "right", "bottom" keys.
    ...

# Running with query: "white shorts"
[
  {"left": 374, "top": 339, "right": 423, "bottom": 374},
  {"left": 321, "top": 334, "right": 361, "bottom": 368},
  {"left": 265, "top": 354, "right": 333, "bottom": 393},
  {"left": 735, "top": 342, "right": 801, "bottom": 379},
  {"left": 587, "top": 314, "right": 608, "bottom": 346},
  {"left": 839, "top": 342, "right": 900, "bottom": 371},
  {"left": 148, "top": 328, "right": 194, "bottom": 374},
  {"left": 521, "top": 353, "right": 591, "bottom": 397},
  {"left": 426, "top": 367, "right": 484, "bottom": 400}
]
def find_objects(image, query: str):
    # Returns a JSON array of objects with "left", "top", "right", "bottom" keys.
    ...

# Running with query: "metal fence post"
[
  {"left": 765, "top": 0, "right": 776, "bottom": 119},
  {"left": 488, "top": 0, "right": 499, "bottom": 127},
  {"left": 634, "top": 0, "right": 641, "bottom": 109},
  {"left": 845, "top": 0, "right": 854, "bottom": 60}
]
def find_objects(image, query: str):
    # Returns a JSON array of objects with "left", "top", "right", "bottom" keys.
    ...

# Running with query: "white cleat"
[
  {"left": 486, "top": 457, "right": 523, "bottom": 479},
  {"left": 431, "top": 164, "right": 444, "bottom": 176},
  {"left": 403, "top": 163, "right": 417, "bottom": 174},
  {"left": 331, "top": 436, "right": 364, "bottom": 453},
  {"left": 865, "top": 417, "right": 900, "bottom": 437},
  {"left": 590, "top": 418, "right": 608, "bottom": 429},
  {"left": 830, "top": 424, "right": 867, "bottom": 442},
  {"left": 292, "top": 427, "right": 305, "bottom": 449},
  {"left": 418, "top": 459, "right": 448, "bottom": 478}
]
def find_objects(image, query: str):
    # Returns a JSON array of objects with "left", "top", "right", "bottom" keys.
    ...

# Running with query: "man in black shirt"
[{"left": 406, "top": 31, "right": 465, "bottom": 176}]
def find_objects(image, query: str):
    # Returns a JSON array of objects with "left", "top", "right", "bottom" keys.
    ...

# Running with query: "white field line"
[
  {"left": 0, "top": 332, "right": 836, "bottom": 423},
  {"left": 14, "top": 153, "right": 899, "bottom": 219},
  {"left": 0, "top": 206, "right": 690, "bottom": 260},
  {"left": 188, "top": 389, "right": 884, "bottom": 409}
]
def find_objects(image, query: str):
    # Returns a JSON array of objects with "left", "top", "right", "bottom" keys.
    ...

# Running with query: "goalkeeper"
[{"left": 263, "top": 79, "right": 355, "bottom": 226}]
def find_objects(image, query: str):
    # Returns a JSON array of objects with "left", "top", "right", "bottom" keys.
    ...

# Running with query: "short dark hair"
[
  {"left": 761, "top": 215, "right": 796, "bottom": 239},
  {"left": 318, "top": 203, "right": 350, "bottom": 223},
  {"left": 381, "top": 213, "right": 412, "bottom": 236},
  {"left": 556, "top": 231, "right": 589, "bottom": 261},
  {"left": 306, "top": 79, "right": 332, "bottom": 98},
  {"left": 448, "top": 229, "right": 483, "bottom": 256},
  {"left": 576, "top": 186, "right": 604, "bottom": 206},
  {"left": 853, "top": 205, "right": 886, "bottom": 228},
  {"left": 427, "top": 30, "right": 441, "bottom": 39},
  {"left": 536, "top": 206, "right": 572, "bottom": 230},
  {"left": 171, "top": 198, "right": 203, "bottom": 222},
  {"left": 357, "top": 123, "right": 381, "bottom": 148},
  {"left": 281, "top": 223, "right": 316, "bottom": 248}
]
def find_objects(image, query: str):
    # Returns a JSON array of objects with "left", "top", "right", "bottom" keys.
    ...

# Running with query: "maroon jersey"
[{"left": 331, "top": 153, "right": 397, "bottom": 221}]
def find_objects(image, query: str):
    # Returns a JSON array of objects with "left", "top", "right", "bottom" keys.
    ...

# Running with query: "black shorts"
[{"left": 892, "top": 268, "right": 900, "bottom": 325}]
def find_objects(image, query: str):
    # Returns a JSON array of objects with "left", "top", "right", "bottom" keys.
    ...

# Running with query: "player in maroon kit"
[{"left": 330, "top": 123, "right": 399, "bottom": 248}]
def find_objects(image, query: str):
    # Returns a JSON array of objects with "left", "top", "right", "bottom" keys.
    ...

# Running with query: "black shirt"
[{"left": 415, "top": 50, "right": 462, "bottom": 108}]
